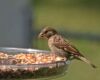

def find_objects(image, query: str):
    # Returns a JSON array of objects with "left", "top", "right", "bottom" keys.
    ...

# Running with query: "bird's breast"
[
  {"left": 48, "top": 37, "right": 55, "bottom": 51},
  {"left": 48, "top": 37, "right": 66, "bottom": 56}
]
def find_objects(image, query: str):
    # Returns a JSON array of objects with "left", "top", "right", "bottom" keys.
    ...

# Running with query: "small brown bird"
[{"left": 38, "top": 26, "right": 96, "bottom": 68}]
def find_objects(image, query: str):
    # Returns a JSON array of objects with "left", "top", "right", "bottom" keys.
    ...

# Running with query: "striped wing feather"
[{"left": 53, "top": 35, "right": 83, "bottom": 56}]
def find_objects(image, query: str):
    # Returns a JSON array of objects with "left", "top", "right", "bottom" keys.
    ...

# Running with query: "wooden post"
[{"left": 0, "top": 0, "right": 33, "bottom": 48}]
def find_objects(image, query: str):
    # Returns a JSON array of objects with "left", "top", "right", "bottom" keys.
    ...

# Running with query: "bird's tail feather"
[{"left": 78, "top": 56, "right": 96, "bottom": 68}]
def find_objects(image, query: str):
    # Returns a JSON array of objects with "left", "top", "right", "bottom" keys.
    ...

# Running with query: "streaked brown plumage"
[{"left": 38, "top": 27, "right": 96, "bottom": 68}]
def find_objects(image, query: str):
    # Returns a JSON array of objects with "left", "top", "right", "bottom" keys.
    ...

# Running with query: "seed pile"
[{"left": 0, "top": 52, "right": 66, "bottom": 65}]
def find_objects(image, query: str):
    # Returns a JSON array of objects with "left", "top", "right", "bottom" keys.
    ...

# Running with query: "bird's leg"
[{"left": 65, "top": 52, "right": 74, "bottom": 61}]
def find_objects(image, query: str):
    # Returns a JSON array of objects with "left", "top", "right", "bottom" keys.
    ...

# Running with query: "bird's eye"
[{"left": 44, "top": 31, "right": 48, "bottom": 34}]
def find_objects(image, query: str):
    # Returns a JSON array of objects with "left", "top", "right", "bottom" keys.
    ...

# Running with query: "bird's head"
[{"left": 38, "top": 27, "right": 57, "bottom": 39}]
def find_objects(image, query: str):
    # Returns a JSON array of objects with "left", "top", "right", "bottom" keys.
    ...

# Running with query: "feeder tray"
[{"left": 0, "top": 47, "right": 70, "bottom": 79}]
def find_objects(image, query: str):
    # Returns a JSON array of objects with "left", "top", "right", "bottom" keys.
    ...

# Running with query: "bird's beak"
[{"left": 38, "top": 33, "right": 44, "bottom": 38}]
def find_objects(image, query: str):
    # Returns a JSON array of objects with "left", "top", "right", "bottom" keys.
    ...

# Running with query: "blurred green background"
[{"left": 32, "top": 0, "right": 100, "bottom": 80}]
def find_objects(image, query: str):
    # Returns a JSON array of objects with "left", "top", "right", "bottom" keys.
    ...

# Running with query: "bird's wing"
[{"left": 53, "top": 35, "right": 83, "bottom": 56}]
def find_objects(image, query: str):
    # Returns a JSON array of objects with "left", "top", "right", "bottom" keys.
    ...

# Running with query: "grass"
[{"left": 34, "top": 2, "right": 100, "bottom": 34}]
